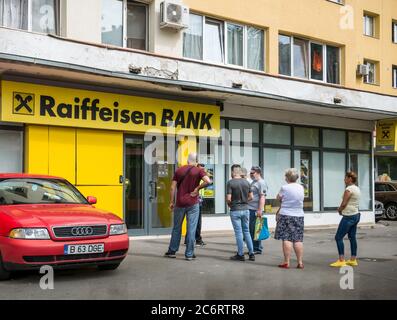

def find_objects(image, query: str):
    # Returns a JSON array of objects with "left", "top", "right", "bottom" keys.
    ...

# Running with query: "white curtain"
[
  {"left": 204, "top": 19, "right": 224, "bottom": 63},
  {"left": 247, "top": 27, "right": 264, "bottom": 71},
  {"left": 0, "top": 0, "right": 28, "bottom": 29},
  {"left": 31, "top": 0, "right": 57, "bottom": 34},
  {"left": 227, "top": 23, "right": 243, "bottom": 66},
  {"left": 183, "top": 13, "right": 202, "bottom": 60},
  {"left": 293, "top": 38, "right": 309, "bottom": 78}
]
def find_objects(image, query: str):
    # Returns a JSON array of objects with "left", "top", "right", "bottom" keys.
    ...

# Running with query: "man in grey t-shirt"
[
  {"left": 226, "top": 166, "right": 255, "bottom": 261},
  {"left": 248, "top": 166, "right": 268, "bottom": 254}
]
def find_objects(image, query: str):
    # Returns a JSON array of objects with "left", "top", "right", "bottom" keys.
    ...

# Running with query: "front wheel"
[
  {"left": 97, "top": 263, "right": 120, "bottom": 271},
  {"left": 385, "top": 203, "right": 397, "bottom": 221},
  {"left": 0, "top": 254, "right": 11, "bottom": 281}
]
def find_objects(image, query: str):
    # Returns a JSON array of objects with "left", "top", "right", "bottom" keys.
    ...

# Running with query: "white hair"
[
  {"left": 187, "top": 153, "right": 197, "bottom": 164},
  {"left": 285, "top": 168, "right": 299, "bottom": 183}
]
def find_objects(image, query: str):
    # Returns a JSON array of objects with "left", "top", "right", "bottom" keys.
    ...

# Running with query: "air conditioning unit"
[
  {"left": 160, "top": 1, "right": 189, "bottom": 30},
  {"left": 356, "top": 64, "right": 369, "bottom": 76}
]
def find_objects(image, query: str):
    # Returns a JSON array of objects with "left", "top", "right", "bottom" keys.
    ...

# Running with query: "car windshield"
[{"left": 0, "top": 178, "right": 88, "bottom": 205}]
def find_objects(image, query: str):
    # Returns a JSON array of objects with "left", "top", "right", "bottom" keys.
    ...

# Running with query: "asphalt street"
[{"left": 1, "top": 220, "right": 396, "bottom": 300}]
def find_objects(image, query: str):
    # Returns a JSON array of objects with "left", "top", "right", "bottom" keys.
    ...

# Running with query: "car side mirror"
[{"left": 87, "top": 196, "right": 97, "bottom": 205}]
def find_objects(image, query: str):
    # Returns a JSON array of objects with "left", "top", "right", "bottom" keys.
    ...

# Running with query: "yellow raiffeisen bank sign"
[
  {"left": 0, "top": 81, "right": 220, "bottom": 137},
  {"left": 376, "top": 119, "right": 397, "bottom": 152}
]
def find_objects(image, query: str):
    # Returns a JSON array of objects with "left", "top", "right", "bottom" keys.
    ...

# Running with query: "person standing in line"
[
  {"left": 330, "top": 172, "right": 361, "bottom": 268},
  {"left": 274, "top": 168, "right": 305, "bottom": 269},
  {"left": 240, "top": 167, "right": 248, "bottom": 180},
  {"left": 226, "top": 166, "right": 255, "bottom": 261},
  {"left": 184, "top": 163, "right": 207, "bottom": 247},
  {"left": 164, "top": 153, "right": 211, "bottom": 261},
  {"left": 248, "top": 166, "right": 267, "bottom": 254}
]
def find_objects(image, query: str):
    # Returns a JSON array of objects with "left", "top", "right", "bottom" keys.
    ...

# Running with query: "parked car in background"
[
  {"left": 375, "top": 181, "right": 397, "bottom": 221},
  {"left": 0, "top": 174, "right": 129, "bottom": 280},
  {"left": 374, "top": 200, "right": 385, "bottom": 222}
]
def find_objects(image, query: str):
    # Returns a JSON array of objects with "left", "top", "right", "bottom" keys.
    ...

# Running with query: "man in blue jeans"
[
  {"left": 227, "top": 166, "right": 255, "bottom": 261},
  {"left": 248, "top": 166, "right": 267, "bottom": 254},
  {"left": 164, "top": 153, "right": 211, "bottom": 261}
]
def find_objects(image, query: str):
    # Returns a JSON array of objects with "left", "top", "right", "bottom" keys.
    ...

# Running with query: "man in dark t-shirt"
[
  {"left": 226, "top": 166, "right": 255, "bottom": 261},
  {"left": 164, "top": 153, "right": 211, "bottom": 260}
]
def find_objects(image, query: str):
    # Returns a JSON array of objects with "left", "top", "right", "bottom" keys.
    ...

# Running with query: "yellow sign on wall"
[
  {"left": 376, "top": 120, "right": 397, "bottom": 152},
  {"left": 0, "top": 81, "right": 220, "bottom": 137}
]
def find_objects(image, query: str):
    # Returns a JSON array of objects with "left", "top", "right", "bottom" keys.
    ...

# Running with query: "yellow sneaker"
[
  {"left": 329, "top": 260, "right": 347, "bottom": 267},
  {"left": 346, "top": 259, "right": 358, "bottom": 266}
]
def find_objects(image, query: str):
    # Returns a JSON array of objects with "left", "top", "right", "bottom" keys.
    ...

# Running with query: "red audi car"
[{"left": 0, "top": 173, "right": 129, "bottom": 280}]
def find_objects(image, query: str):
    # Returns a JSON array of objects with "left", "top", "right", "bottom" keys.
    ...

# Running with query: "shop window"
[
  {"left": 393, "top": 65, "right": 397, "bottom": 88},
  {"left": 279, "top": 34, "right": 340, "bottom": 84},
  {"left": 101, "top": 0, "right": 148, "bottom": 50},
  {"left": 263, "top": 123, "right": 291, "bottom": 145},
  {"left": 0, "top": 0, "right": 59, "bottom": 34},
  {"left": 349, "top": 154, "right": 371, "bottom": 210},
  {"left": 294, "top": 126, "right": 319, "bottom": 147},
  {"left": 363, "top": 60, "right": 376, "bottom": 84},
  {"left": 183, "top": 13, "right": 203, "bottom": 60},
  {"left": 183, "top": 14, "right": 264, "bottom": 71},
  {"left": 229, "top": 146, "right": 259, "bottom": 175},
  {"left": 229, "top": 120, "right": 259, "bottom": 143},
  {"left": 323, "top": 152, "right": 346, "bottom": 209},
  {"left": 263, "top": 148, "right": 291, "bottom": 213},
  {"left": 377, "top": 157, "right": 397, "bottom": 181},
  {"left": 0, "top": 129, "right": 23, "bottom": 172},
  {"left": 294, "top": 150, "right": 320, "bottom": 211},
  {"left": 348, "top": 131, "right": 371, "bottom": 151},
  {"left": 323, "top": 129, "right": 346, "bottom": 149}
]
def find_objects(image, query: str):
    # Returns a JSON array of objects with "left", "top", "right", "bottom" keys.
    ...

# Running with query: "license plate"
[
  {"left": 64, "top": 243, "right": 105, "bottom": 255},
  {"left": 375, "top": 210, "right": 383, "bottom": 215}
]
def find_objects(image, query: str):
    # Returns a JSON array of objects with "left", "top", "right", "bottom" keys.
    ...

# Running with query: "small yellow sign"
[
  {"left": 376, "top": 120, "right": 397, "bottom": 152},
  {"left": 1, "top": 81, "right": 220, "bottom": 137}
]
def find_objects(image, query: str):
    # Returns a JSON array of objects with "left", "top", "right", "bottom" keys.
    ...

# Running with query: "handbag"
[{"left": 254, "top": 216, "right": 270, "bottom": 241}]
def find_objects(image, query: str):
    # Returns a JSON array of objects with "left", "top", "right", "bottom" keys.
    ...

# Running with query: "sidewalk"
[{"left": 0, "top": 221, "right": 396, "bottom": 299}]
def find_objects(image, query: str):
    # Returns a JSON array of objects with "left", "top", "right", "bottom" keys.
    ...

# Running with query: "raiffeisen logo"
[{"left": 39, "top": 95, "right": 214, "bottom": 130}]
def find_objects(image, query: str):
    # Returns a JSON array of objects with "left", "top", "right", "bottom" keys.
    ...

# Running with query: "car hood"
[{"left": 0, "top": 204, "right": 122, "bottom": 228}]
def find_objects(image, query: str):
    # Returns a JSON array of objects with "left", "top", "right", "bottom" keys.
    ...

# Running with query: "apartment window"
[
  {"left": 204, "top": 18, "right": 224, "bottom": 64},
  {"left": 0, "top": 0, "right": 59, "bottom": 34},
  {"left": 279, "top": 34, "right": 291, "bottom": 75},
  {"left": 183, "top": 13, "right": 203, "bottom": 60},
  {"left": 101, "top": 0, "right": 148, "bottom": 50},
  {"left": 183, "top": 14, "right": 264, "bottom": 71},
  {"left": 393, "top": 66, "right": 397, "bottom": 88},
  {"left": 393, "top": 21, "right": 397, "bottom": 43},
  {"left": 363, "top": 60, "right": 376, "bottom": 84},
  {"left": 279, "top": 34, "right": 340, "bottom": 84},
  {"left": 363, "top": 14, "right": 375, "bottom": 37}
]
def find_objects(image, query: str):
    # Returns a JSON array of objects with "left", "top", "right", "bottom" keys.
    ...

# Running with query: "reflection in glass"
[
  {"left": 101, "top": 0, "right": 123, "bottom": 47},
  {"left": 227, "top": 23, "right": 243, "bottom": 66},
  {"left": 204, "top": 18, "right": 224, "bottom": 63}
]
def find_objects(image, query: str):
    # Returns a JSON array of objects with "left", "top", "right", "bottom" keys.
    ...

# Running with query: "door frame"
[{"left": 123, "top": 134, "right": 175, "bottom": 236}]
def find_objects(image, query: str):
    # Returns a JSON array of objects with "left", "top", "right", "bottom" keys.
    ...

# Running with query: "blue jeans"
[
  {"left": 249, "top": 209, "right": 263, "bottom": 253},
  {"left": 230, "top": 210, "right": 254, "bottom": 256},
  {"left": 335, "top": 213, "right": 361, "bottom": 257},
  {"left": 168, "top": 204, "right": 200, "bottom": 258}
]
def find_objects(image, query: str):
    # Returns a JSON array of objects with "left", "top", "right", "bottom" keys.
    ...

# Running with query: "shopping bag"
[{"left": 254, "top": 216, "right": 270, "bottom": 241}]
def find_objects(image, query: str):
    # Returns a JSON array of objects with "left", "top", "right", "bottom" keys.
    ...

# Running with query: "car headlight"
[
  {"left": 9, "top": 228, "right": 50, "bottom": 240},
  {"left": 109, "top": 223, "right": 127, "bottom": 235}
]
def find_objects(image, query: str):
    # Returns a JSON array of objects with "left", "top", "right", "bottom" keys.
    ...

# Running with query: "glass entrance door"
[
  {"left": 124, "top": 135, "right": 174, "bottom": 235},
  {"left": 145, "top": 138, "right": 174, "bottom": 235}
]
